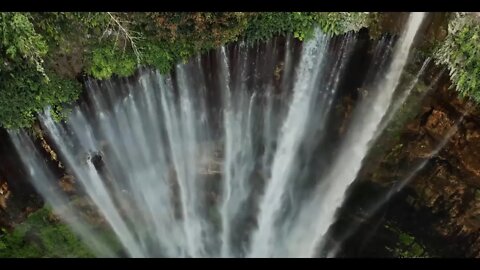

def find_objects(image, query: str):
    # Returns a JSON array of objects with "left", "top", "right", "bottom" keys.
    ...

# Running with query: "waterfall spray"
[
  {"left": 279, "top": 12, "right": 426, "bottom": 258},
  {"left": 8, "top": 14, "right": 429, "bottom": 258}
]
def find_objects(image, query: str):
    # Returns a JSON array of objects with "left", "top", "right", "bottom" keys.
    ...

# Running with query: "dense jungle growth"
[
  {"left": 2, "top": 12, "right": 480, "bottom": 258},
  {"left": 0, "top": 12, "right": 373, "bottom": 129}
]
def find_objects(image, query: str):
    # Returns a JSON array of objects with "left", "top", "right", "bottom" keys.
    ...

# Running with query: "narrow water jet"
[{"left": 376, "top": 57, "right": 432, "bottom": 138}]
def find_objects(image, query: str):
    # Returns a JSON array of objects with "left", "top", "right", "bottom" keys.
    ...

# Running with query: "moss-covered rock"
[{"left": 0, "top": 207, "right": 93, "bottom": 258}]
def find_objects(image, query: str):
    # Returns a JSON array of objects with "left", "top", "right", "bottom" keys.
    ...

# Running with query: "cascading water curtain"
[{"left": 9, "top": 12, "right": 425, "bottom": 258}]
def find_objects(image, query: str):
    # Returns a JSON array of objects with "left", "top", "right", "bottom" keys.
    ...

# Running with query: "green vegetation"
[
  {"left": 2, "top": 12, "right": 480, "bottom": 130},
  {"left": 0, "top": 12, "right": 372, "bottom": 129},
  {"left": 243, "top": 12, "right": 370, "bottom": 42},
  {"left": 384, "top": 222, "right": 432, "bottom": 258},
  {"left": 434, "top": 13, "right": 480, "bottom": 103},
  {"left": 0, "top": 207, "right": 93, "bottom": 258}
]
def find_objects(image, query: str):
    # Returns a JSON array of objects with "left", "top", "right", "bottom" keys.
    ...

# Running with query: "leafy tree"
[
  {"left": 434, "top": 13, "right": 480, "bottom": 102},
  {"left": 0, "top": 12, "right": 373, "bottom": 129}
]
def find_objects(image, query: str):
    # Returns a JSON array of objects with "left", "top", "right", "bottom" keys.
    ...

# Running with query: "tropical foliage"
[
  {"left": 0, "top": 207, "right": 93, "bottom": 258},
  {"left": 434, "top": 13, "right": 480, "bottom": 102},
  {"left": 0, "top": 12, "right": 372, "bottom": 129}
]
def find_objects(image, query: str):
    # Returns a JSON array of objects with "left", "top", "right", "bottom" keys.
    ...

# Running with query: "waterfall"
[
  {"left": 279, "top": 12, "right": 425, "bottom": 257},
  {"left": 8, "top": 13, "right": 427, "bottom": 258},
  {"left": 246, "top": 30, "right": 329, "bottom": 258}
]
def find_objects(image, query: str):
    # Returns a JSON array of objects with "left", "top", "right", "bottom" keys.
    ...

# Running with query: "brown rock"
[
  {"left": 0, "top": 182, "right": 11, "bottom": 210},
  {"left": 424, "top": 109, "right": 455, "bottom": 141},
  {"left": 59, "top": 175, "right": 76, "bottom": 194}
]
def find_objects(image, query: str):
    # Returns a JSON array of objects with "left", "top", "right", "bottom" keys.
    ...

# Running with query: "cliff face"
[
  {"left": 0, "top": 17, "right": 479, "bottom": 257},
  {"left": 406, "top": 86, "right": 480, "bottom": 257},
  {"left": 346, "top": 72, "right": 480, "bottom": 257},
  {"left": 0, "top": 129, "right": 43, "bottom": 230},
  {"left": 320, "top": 13, "right": 480, "bottom": 258}
]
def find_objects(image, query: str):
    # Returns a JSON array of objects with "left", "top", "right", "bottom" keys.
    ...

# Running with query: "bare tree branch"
[{"left": 106, "top": 12, "right": 142, "bottom": 65}]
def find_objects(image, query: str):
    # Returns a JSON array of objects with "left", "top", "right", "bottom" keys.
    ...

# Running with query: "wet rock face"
[
  {"left": 0, "top": 182, "right": 11, "bottom": 210},
  {"left": 458, "top": 127, "right": 480, "bottom": 178},
  {"left": 358, "top": 76, "right": 480, "bottom": 257},
  {"left": 59, "top": 175, "right": 76, "bottom": 194},
  {"left": 0, "top": 129, "right": 45, "bottom": 230},
  {"left": 424, "top": 110, "right": 455, "bottom": 139}
]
